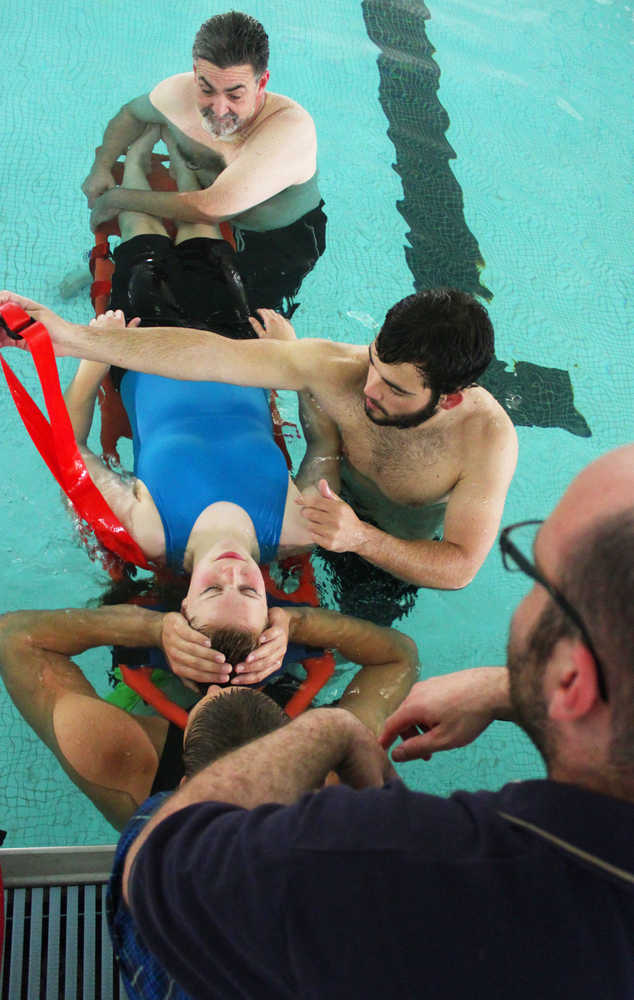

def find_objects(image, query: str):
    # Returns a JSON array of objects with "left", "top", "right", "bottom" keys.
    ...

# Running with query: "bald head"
[
  {"left": 539, "top": 444, "right": 634, "bottom": 581},
  {"left": 528, "top": 446, "right": 634, "bottom": 773}
]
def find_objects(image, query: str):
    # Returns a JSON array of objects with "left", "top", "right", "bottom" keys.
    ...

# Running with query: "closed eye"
[{"left": 201, "top": 585, "right": 260, "bottom": 598}]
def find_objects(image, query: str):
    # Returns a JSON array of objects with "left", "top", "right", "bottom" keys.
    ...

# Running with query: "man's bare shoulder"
[
  {"left": 249, "top": 93, "right": 316, "bottom": 149},
  {"left": 459, "top": 386, "right": 518, "bottom": 466},
  {"left": 150, "top": 73, "right": 195, "bottom": 115},
  {"left": 291, "top": 339, "right": 366, "bottom": 395},
  {"left": 264, "top": 91, "right": 313, "bottom": 121},
  {"left": 296, "top": 338, "right": 364, "bottom": 367}
]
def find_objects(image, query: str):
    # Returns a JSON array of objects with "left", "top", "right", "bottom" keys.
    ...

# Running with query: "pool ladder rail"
[{"left": 0, "top": 844, "right": 123, "bottom": 998}]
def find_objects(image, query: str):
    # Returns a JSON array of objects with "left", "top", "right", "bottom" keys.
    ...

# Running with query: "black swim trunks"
[
  {"left": 234, "top": 201, "right": 327, "bottom": 318},
  {"left": 316, "top": 546, "right": 419, "bottom": 627},
  {"left": 108, "top": 234, "right": 257, "bottom": 390},
  {"left": 150, "top": 720, "right": 185, "bottom": 794},
  {"left": 110, "top": 234, "right": 254, "bottom": 334}
]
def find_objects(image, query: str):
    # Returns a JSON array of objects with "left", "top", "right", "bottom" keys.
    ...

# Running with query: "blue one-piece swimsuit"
[{"left": 120, "top": 372, "right": 289, "bottom": 565}]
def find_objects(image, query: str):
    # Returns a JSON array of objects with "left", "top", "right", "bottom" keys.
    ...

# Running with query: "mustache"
[{"left": 201, "top": 106, "right": 238, "bottom": 124}]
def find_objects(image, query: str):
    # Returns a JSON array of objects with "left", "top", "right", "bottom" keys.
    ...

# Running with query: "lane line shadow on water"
[{"left": 361, "top": 0, "right": 591, "bottom": 439}]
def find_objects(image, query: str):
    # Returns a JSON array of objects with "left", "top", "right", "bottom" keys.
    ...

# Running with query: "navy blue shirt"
[
  {"left": 123, "top": 779, "right": 634, "bottom": 999},
  {"left": 108, "top": 793, "right": 192, "bottom": 999}
]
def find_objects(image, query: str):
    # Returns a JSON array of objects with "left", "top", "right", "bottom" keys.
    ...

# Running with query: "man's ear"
[
  {"left": 438, "top": 391, "right": 463, "bottom": 411},
  {"left": 257, "top": 69, "right": 270, "bottom": 92},
  {"left": 548, "top": 642, "right": 600, "bottom": 722}
]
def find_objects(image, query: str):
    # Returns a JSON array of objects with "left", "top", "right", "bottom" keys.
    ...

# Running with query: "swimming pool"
[{"left": 0, "top": 0, "right": 631, "bottom": 846}]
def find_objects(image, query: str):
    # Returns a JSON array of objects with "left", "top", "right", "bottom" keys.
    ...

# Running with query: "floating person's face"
[
  {"left": 193, "top": 59, "right": 269, "bottom": 139},
  {"left": 183, "top": 551, "right": 268, "bottom": 636},
  {"left": 362, "top": 342, "right": 440, "bottom": 428}
]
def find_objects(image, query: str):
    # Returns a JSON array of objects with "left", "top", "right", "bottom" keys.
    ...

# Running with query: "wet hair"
[
  {"left": 192, "top": 12, "right": 269, "bottom": 77},
  {"left": 194, "top": 626, "right": 260, "bottom": 689},
  {"left": 182, "top": 687, "right": 287, "bottom": 777},
  {"left": 375, "top": 288, "right": 494, "bottom": 396},
  {"left": 528, "top": 509, "right": 634, "bottom": 768},
  {"left": 97, "top": 572, "right": 186, "bottom": 609}
]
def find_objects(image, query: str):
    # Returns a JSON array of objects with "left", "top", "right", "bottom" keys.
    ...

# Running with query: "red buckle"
[{"left": 0, "top": 302, "right": 38, "bottom": 339}]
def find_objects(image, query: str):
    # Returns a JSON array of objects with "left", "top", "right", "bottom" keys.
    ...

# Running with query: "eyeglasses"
[{"left": 499, "top": 520, "right": 608, "bottom": 701}]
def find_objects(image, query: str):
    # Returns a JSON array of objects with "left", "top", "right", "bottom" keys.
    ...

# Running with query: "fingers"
[
  {"left": 230, "top": 660, "right": 282, "bottom": 685},
  {"left": 299, "top": 508, "right": 336, "bottom": 527},
  {"left": 90, "top": 309, "right": 127, "bottom": 328},
  {"left": 306, "top": 526, "right": 340, "bottom": 550},
  {"left": 295, "top": 497, "right": 330, "bottom": 513},
  {"left": 177, "top": 663, "right": 231, "bottom": 684},
  {"left": 231, "top": 627, "right": 287, "bottom": 685},
  {"left": 245, "top": 628, "right": 285, "bottom": 662},
  {"left": 256, "top": 308, "right": 277, "bottom": 323},
  {"left": 389, "top": 731, "right": 435, "bottom": 763},
  {"left": 248, "top": 315, "right": 266, "bottom": 338},
  {"left": 0, "top": 291, "right": 41, "bottom": 312},
  {"left": 162, "top": 612, "right": 228, "bottom": 682},
  {"left": 380, "top": 702, "right": 428, "bottom": 750},
  {"left": 318, "top": 477, "right": 337, "bottom": 500}
]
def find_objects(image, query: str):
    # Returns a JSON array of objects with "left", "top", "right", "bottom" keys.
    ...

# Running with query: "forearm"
[
  {"left": 480, "top": 666, "right": 514, "bottom": 722},
  {"left": 295, "top": 449, "right": 341, "bottom": 494},
  {"left": 123, "top": 707, "right": 355, "bottom": 889},
  {"left": 353, "top": 524, "right": 479, "bottom": 589},
  {"left": 58, "top": 322, "right": 308, "bottom": 390},
  {"left": 338, "top": 658, "right": 418, "bottom": 735},
  {"left": 285, "top": 606, "right": 418, "bottom": 735},
  {"left": 63, "top": 361, "right": 108, "bottom": 444},
  {"left": 295, "top": 391, "right": 342, "bottom": 492},
  {"left": 287, "top": 605, "right": 417, "bottom": 667},
  {"left": 0, "top": 605, "right": 164, "bottom": 659},
  {"left": 91, "top": 106, "right": 146, "bottom": 173},
  {"left": 100, "top": 186, "right": 221, "bottom": 225}
]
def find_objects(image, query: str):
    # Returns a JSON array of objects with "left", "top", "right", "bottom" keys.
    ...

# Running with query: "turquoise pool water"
[{"left": 0, "top": 0, "right": 631, "bottom": 846}]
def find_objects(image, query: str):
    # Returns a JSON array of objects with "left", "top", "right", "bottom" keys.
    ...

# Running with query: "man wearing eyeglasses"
[{"left": 113, "top": 445, "right": 633, "bottom": 997}]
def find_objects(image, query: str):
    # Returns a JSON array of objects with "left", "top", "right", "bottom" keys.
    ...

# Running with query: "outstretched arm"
[
  {"left": 0, "top": 294, "right": 344, "bottom": 399},
  {"left": 81, "top": 95, "right": 163, "bottom": 206},
  {"left": 379, "top": 667, "right": 515, "bottom": 762},
  {"left": 0, "top": 605, "right": 166, "bottom": 828}
]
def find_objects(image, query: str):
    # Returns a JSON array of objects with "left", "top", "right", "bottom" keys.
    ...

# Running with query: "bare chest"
[{"left": 329, "top": 397, "right": 461, "bottom": 506}]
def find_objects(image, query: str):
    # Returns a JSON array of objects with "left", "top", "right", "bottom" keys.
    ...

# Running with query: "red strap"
[
  {"left": 90, "top": 279, "right": 112, "bottom": 306},
  {"left": 0, "top": 307, "right": 152, "bottom": 569},
  {"left": 284, "top": 650, "right": 336, "bottom": 718},
  {"left": 120, "top": 666, "right": 189, "bottom": 729}
]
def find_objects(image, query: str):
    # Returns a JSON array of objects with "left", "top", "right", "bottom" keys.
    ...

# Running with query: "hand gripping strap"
[{"left": 0, "top": 304, "right": 152, "bottom": 569}]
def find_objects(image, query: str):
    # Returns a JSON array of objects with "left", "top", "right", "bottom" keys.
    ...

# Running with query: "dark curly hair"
[{"left": 375, "top": 288, "right": 494, "bottom": 396}]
